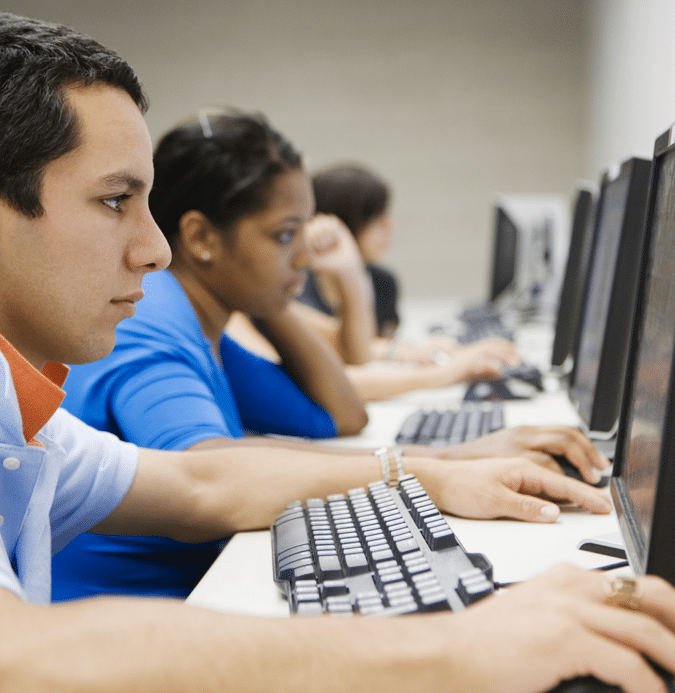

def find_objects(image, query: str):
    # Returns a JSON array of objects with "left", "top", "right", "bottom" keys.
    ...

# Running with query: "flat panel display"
[
  {"left": 612, "top": 135, "right": 675, "bottom": 583},
  {"left": 568, "top": 158, "right": 651, "bottom": 434}
]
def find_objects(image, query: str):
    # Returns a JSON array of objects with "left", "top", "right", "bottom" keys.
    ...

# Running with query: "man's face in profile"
[{"left": 0, "top": 83, "right": 170, "bottom": 369}]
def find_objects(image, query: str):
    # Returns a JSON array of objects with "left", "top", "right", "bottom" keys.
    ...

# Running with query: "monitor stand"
[{"left": 588, "top": 435, "right": 617, "bottom": 461}]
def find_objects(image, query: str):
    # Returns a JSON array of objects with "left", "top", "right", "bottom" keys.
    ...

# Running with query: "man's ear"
[{"left": 178, "top": 210, "right": 219, "bottom": 264}]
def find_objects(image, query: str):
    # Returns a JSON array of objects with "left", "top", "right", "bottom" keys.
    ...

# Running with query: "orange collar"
[{"left": 0, "top": 335, "right": 68, "bottom": 447}]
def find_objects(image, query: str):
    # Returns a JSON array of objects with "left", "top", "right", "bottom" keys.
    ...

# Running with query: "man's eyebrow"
[{"left": 99, "top": 172, "right": 147, "bottom": 192}]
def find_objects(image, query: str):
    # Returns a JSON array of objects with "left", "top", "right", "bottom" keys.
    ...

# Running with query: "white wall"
[
  {"left": 0, "top": 1, "right": 610, "bottom": 304},
  {"left": 586, "top": 0, "right": 675, "bottom": 178},
  {"left": 4, "top": 0, "right": 591, "bottom": 301}
]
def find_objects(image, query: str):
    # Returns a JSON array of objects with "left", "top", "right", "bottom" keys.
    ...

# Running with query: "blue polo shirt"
[{"left": 0, "top": 334, "right": 138, "bottom": 604}]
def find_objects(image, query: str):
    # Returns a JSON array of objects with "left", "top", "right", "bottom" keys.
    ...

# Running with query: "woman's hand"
[
  {"left": 305, "top": 214, "right": 365, "bottom": 279},
  {"left": 441, "top": 337, "right": 523, "bottom": 381}
]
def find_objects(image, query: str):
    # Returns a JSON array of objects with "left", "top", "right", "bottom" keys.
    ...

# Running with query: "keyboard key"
[
  {"left": 317, "top": 554, "right": 342, "bottom": 580},
  {"left": 321, "top": 579, "right": 349, "bottom": 596},
  {"left": 370, "top": 547, "right": 394, "bottom": 562},
  {"left": 325, "top": 596, "right": 353, "bottom": 614},
  {"left": 343, "top": 552, "right": 369, "bottom": 574},
  {"left": 296, "top": 601, "right": 324, "bottom": 615}
]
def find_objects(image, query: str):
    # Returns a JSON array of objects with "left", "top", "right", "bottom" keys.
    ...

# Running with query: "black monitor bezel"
[
  {"left": 550, "top": 184, "right": 598, "bottom": 370},
  {"left": 489, "top": 206, "right": 519, "bottom": 302},
  {"left": 612, "top": 129, "right": 675, "bottom": 584},
  {"left": 567, "top": 157, "right": 652, "bottom": 434}
]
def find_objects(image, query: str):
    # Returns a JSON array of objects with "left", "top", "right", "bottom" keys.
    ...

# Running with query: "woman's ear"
[{"left": 178, "top": 210, "right": 218, "bottom": 264}]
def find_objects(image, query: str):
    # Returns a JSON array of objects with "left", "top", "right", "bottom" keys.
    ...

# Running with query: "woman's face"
[
  {"left": 356, "top": 211, "right": 394, "bottom": 263},
  {"left": 207, "top": 168, "right": 314, "bottom": 317}
]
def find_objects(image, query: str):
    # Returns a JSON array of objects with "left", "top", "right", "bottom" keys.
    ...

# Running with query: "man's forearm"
[
  {"left": 99, "top": 445, "right": 389, "bottom": 542},
  {"left": 2, "top": 594, "right": 456, "bottom": 693}
]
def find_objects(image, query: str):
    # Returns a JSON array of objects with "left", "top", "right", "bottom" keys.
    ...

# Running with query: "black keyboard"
[
  {"left": 272, "top": 475, "right": 494, "bottom": 615},
  {"left": 459, "top": 320, "right": 514, "bottom": 344},
  {"left": 458, "top": 305, "right": 514, "bottom": 344},
  {"left": 428, "top": 304, "right": 513, "bottom": 345},
  {"left": 395, "top": 402, "right": 504, "bottom": 446}
]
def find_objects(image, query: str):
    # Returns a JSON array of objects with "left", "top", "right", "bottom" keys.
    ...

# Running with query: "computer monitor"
[
  {"left": 611, "top": 127, "right": 675, "bottom": 585},
  {"left": 568, "top": 157, "right": 652, "bottom": 435},
  {"left": 488, "top": 194, "right": 571, "bottom": 320},
  {"left": 550, "top": 183, "right": 598, "bottom": 372}
]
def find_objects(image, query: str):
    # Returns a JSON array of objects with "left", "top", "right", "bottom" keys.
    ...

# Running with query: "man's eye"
[{"left": 102, "top": 194, "right": 131, "bottom": 212}]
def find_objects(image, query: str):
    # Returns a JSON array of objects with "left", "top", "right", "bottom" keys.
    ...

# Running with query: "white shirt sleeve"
[{"left": 46, "top": 408, "right": 139, "bottom": 555}]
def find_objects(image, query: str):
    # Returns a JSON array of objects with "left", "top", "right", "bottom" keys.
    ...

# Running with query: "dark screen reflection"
[
  {"left": 574, "top": 176, "right": 630, "bottom": 421},
  {"left": 623, "top": 151, "right": 675, "bottom": 543}
]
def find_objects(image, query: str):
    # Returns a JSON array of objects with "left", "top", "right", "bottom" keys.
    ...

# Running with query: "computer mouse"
[
  {"left": 547, "top": 667, "right": 675, "bottom": 692},
  {"left": 546, "top": 675, "right": 622, "bottom": 692},
  {"left": 552, "top": 454, "right": 610, "bottom": 488},
  {"left": 501, "top": 363, "right": 544, "bottom": 390}
]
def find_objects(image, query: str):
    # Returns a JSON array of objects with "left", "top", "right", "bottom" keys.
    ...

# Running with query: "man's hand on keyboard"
[
  {"left": 449, "top": 564, "right": 675, "bottom": 693},
  {"left": 412, "top": 457, "right": 612, "bottom": 522},
  {"left": 429, "top": 424, "right": 610, "bottom": 485}
]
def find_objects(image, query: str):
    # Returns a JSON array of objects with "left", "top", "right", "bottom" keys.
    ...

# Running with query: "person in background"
[
  {"left": 300, "top": 165, "right": 401, "bottom": 358},
  {"left": 1, "top": 13, "right": 674, "bottom": 693},
  {"left": 53, "top": 108, "right": 609, "bottom": 600}
]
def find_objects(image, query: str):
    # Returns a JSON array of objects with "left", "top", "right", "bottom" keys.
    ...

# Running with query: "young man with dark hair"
[{"left": 0, "top": 12, "right": 674, "bottom": 693}]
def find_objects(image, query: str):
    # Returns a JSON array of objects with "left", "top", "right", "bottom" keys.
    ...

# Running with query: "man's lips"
[{"left": 111, "top": 290, "right": 144, "bottom": 304}]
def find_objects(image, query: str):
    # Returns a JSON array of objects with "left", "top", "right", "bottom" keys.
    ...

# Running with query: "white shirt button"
[{"left": 3, "top": 457, "right": 20, "bottom": 470}]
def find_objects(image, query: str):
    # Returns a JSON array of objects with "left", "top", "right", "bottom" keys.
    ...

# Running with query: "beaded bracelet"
[{"left": 374, "top": 446, "right": 405, "bottom": 487}]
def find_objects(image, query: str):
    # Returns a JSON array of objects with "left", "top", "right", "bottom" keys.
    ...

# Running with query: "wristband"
[{"left": 374, "top": 446, "right": 404, "bottom": 487}]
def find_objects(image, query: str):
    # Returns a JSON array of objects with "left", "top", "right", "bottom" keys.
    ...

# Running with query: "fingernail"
[
  {"left": 589, "top": 468, "right": 602, "bottom": 483},
  {"left": 539, "top": 505, "right": 560, "bottom": 521}
]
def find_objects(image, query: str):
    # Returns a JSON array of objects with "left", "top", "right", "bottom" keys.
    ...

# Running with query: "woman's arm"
[
  {"left": 254, "top": 304, "right": 368, "bottom": 436},
  {"left": 302, "top": 214, "right": 378, "bottom": 365},
  {"left": 345, "top": 337, "right": 522, "bottom": 401}
]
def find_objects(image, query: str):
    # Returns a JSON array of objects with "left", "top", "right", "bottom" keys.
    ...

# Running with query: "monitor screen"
[
  {"left": 489, "top": 207, "right": 518, "bottom": 302},
  {"left": 612, "top": 129, "right": 675, "bottom": 584},
  {"left": 550, "top": 184, "right": 598, "bottom": 370},
  {"left": 568, "top": 157, "right": 651, "bottom": 434}
]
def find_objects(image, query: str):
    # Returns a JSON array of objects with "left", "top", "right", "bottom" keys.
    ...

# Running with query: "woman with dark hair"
[
  {"left": 51, "top": 108, "right": 368, "bottom": 600},
  {"left": 303, "top": 164, "right": 399, "bottom": 338}
]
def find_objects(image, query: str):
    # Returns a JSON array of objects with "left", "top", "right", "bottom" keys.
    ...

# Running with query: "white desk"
[
  {"left": 187, "top": 392, "right": 624, "bottom": 616},
  {"left": 187, "top": 304, "right": 624, "bottom": 616},
  {"left": 186, "top": 505, "right": 623, "bottom": 617}
]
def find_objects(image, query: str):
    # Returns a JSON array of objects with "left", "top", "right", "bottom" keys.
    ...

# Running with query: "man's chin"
[{"left": 65, "top": 339, "right": 116, "bottom": 366}]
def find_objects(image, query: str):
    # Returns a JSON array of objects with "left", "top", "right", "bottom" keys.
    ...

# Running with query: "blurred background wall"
[{"left": 5, "top": 0, "right": 675, "bottom": 301}]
